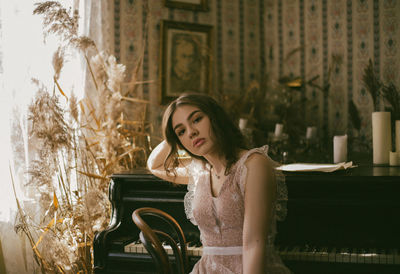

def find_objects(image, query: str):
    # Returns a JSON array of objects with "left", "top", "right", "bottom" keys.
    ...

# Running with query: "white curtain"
[{"left": 0, "top": 0, "right": 113, "bottom": 273}]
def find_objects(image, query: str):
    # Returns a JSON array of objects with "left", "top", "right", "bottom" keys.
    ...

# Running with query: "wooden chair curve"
[{"left": 132, "top": 207, "right": 189, "bottom": 274}]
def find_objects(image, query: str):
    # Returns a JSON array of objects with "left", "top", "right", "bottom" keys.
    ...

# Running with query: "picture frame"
[
  {"left": 164, "top": 0, "right": 209, "bottom": 11},
  {"left": 159, "top": 20, "right": 213, "bottom": 104}
]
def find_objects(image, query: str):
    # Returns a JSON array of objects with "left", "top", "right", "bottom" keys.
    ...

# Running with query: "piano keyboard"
[
  {"left": 124, "top": 242, "right": 400, "bottom": 265},
  {"left": 125, "top": 241, "right": 203, "bottom": 257}
]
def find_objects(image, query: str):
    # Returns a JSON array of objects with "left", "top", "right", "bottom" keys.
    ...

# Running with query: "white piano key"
[
  {"left": 162, "top": 243, "right": 173, "bottom": 255},
  {"left": 364, "top": 248, "right": 378, "bottom": 264},
  {"left": 186, "top": 245, "right": 196, "bottom": 256},
  {"left": 124, "top": 241, "right": 138, "bottom": 253},
  {"left": 137, "top": 242, "right": 145, "bottom": 253},
  {"left": 350, "top": 248, "right": 358, "bottom": 263},
  {"left": 378, "top": 248, "right": 387, "bottom": 264},
  {"left": 124, "top": 242, "right": 131, "bottom": 253},
  {"left": 320, "top": 247, "right": 329, "bottom": 262},
  {"left": 194, "top": 246, "right": 203, "bottom": 256},
  {"left": 340, "top": 247, "right": 350, "bottom": 263},
  {"left": 328, "top": 247, "right": 336, "bottom": 263},
  {"left": 364, "top": 248, "right": 377, "bottom": 264},
  {"left": 335, "top": 248, "right": 343, "bottom": 263}
]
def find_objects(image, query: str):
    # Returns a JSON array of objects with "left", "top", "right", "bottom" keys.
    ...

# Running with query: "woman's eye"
[
  {"left": 177, "top": 129, "right": 185, "bottom": 136},
  {"left": 193, "top": 116, "right": 203, "bottom": 123}
]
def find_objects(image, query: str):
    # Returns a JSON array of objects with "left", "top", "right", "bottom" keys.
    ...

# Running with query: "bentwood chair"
[{"left": 132, "top": 207, "right": 189, "bottom": 274}]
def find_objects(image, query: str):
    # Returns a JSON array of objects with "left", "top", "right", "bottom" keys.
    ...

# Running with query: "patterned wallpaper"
[{"left": 115, "top": 0, "right": 400, "bottom": 144}]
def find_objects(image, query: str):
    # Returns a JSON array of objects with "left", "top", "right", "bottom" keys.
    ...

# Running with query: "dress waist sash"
[{"left": 202, "top": 246, "right": 243, "bottom": 255}]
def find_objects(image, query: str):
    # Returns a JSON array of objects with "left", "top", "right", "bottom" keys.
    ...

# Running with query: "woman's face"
[{"left": 171, "top": 105, "right": 216, "bottom": 156}]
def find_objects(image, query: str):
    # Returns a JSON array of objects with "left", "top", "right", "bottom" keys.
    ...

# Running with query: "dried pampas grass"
[{"left": 13, "top": 1, "right": 152, "bottom": 273}]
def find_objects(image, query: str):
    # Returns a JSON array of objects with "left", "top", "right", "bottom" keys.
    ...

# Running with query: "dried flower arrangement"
[
  {"left": 381, "top": 83, "right": 400, "bottom": 120},
  {"left": 12, "top": 1, "right": 151, "bottom": 273},
  {"left": 362, "top": 59, "right": 382, "bottom": 112},
  {"left": 361, "top": 59, "right": 400, "bottom": 120}
]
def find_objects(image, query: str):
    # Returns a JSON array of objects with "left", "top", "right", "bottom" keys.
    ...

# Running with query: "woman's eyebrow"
[{"left": 173, "top": 110, "right": 201, "bottom": 131}]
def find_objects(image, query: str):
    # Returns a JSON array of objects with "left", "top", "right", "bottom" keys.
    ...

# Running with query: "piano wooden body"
[{"left": 93, "top": 166, "right": 400, "bottom": 274}]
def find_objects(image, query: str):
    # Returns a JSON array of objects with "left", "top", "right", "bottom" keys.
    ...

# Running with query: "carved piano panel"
[{"left": 93, "top": 166, "right": 400, "bottom": 274}]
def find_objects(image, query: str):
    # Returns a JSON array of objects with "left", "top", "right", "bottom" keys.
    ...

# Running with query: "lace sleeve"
[
  {"left": 238, "top": 145, "right": 288, "bottom": 221},
  {"left": 183, "top": 159, "right": 204, "bottom": 225}
]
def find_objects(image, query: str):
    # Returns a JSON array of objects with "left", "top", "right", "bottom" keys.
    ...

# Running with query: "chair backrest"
[{"left": 132, "top": 207, "right": 189, "bottom": 274}]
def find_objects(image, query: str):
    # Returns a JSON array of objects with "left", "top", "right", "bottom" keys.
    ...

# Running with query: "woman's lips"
[{"left": 193, "top": 138, "right": 205, "bottom": 147}]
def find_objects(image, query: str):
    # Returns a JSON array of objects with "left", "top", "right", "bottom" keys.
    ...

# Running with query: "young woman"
[{"left": 147, "top": 93, "right": 290, "bottom": 274}]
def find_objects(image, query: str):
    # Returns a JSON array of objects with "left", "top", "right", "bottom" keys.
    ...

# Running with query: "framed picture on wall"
[
  {"left": 160, "top": 20, "right": 213, "bottom": 104},
  {"left": 164, "top": 0, "right": 208, "bottom": 11}
]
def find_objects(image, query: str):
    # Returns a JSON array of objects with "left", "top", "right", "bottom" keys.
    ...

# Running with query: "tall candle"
[
  {"left": 274, "top": 123, "right": 283, "bottom": 137},
  {"left": 306, "top": 126, "right": 317, "bottom": 139},
  {"left": 333, "top": 135, "right": 348, "bottom": 163},
  {"left": 372, "top": 112, "right": 392, "bottom": 165},
  {"left": 389, "top": 151, "right": 399, "bottom": 166},
  {"left": 239, "top": 118, "right": 248, "bottom": 130}
]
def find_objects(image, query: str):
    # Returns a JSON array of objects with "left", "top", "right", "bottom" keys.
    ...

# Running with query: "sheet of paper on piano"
[{"left": 276, "top": 161, "right": 356, "bottom": 172}]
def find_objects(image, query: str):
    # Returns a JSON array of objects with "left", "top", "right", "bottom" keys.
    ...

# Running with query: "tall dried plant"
[
  {"left": 12, "top": 1, "right": 152, "bottom": 273},
  {"left": 381, "top": 83, "right": 400, "bottom": 120},
  {"left": 362, "top": 59, "right": 382, "bottom": 111}
]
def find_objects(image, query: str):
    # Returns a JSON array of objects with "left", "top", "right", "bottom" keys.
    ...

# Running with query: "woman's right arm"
[{"left": 147, "top": 140, "right": 189, "bottom": 185}]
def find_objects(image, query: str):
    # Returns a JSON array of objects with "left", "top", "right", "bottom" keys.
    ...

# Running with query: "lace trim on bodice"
[
  {"left": 184, "top": 159, "right": 206, "bottom": 225},
  {"left": 183, "top": 145, "right": 288, "bottom": 225}
]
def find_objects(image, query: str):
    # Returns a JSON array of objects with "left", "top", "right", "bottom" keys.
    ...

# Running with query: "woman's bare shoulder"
[{"left": 244, "top": 152, "right": 270, "bottom": 168}]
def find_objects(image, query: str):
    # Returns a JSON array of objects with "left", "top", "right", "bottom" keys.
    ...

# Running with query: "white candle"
[
  {"left": 389, "top": 151, "right": 399, "bottom": 166},
  {"left": 274, "top": 123, "right": 283, "bottom": 137},
  {"left": 372, "top": 112, "right": 392, "bottom": 164},
  {"left": 333, "top": 135, "right": 348, "bottom": 163},
  {"left": 239, "top": 118, "right": 248, "bottom": 130},
  {"left": 306, "top": 126, "right": 317, "bottom": 139}
]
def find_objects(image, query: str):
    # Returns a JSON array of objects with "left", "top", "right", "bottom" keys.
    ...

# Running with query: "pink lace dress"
[{"left": 184, "top": 145, "right": 291, "bottom": 274}]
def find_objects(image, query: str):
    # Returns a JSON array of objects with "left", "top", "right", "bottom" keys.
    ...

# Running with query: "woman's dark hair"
[{"left": 162, "top": 92, "right": 248, "bottom": 175}]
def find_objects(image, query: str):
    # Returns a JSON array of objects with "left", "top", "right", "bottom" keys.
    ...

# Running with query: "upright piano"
[{"left": 93, "top": 166, "right": 400, "bottom": 274}]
